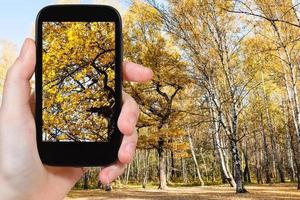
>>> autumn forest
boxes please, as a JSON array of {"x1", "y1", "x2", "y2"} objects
[{"x1": 113, "y1": 0, "x2": 300, "y2": 193}]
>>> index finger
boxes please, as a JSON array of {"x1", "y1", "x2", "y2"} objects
[{"x1": 123, "y1": 61, "x2": 153, "y2": 82}]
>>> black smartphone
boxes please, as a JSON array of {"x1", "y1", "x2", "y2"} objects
[{"x1": 35, "y1": 5, "x2": 123, "y2": 166}]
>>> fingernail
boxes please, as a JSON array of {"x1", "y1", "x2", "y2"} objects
[
  {"x1": 19, "y1": 39, "x2": 29, "y2": 60},
  {"x1": 125, "y1": 142, "x2": 135, "y2": 155}
]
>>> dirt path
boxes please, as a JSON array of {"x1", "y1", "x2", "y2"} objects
[{"x1": 66, "y1": 184, "x2": 300, "y2": 200}]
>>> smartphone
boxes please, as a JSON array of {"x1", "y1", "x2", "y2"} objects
[{"x1": 35, "y1": 5, "x2": 123, "y2": 166}]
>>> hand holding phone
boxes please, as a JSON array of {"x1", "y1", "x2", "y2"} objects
[
  {"x1": 0, "y1": 4, "x2": 152, "y2": 199},
  {"x1": 0, "y1": 38, "x2": 152, "y2": 199},
  {"x1": 35, "y1": 5, "x2": 123, "y2": 166}
]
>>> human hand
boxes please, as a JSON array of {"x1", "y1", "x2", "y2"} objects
[{"x1": 0, "y1": 38, "x2": 153, "y2": 200}]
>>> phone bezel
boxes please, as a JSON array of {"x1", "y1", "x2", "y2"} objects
[{"x1": 35, "y1": 5, "x2": 123, "y2": 166}]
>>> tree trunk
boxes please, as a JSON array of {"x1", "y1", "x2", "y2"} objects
[
  {"x1": 125, "y1": 163, "x2": 131, "y2": 185},
  {"x1": 230, "y1": 140, "x2": 247, "y2": 193},
  {"x1": 136, "y1": 151, "x2": 140, "y2": 182},
  {"x1": 181, "y1": 158, "x2": 188, "y2": 184},
  {"x1": 259, "y1": 113, "x2": 272, "y2": 183},
  {"x1": 171, "y1": 149, "x2": 176, "y2": 179},
  {"x1": 187, "y1": 126, "x2": 204, "y2": 186},
  {"x1": 142, "y1": 150, "x2": 150, "y2": 188},
  {"x1": 268, "y1": 124, "x2": 285, "y2": 183},
  {"x1": 166, "y1": 150, "x2": 170, "y2": 183},
  {"x1": 283, "y1": 72, "x2": 300, "y2": 189},
  {"x1": 283, "y1": 102, "x2": 296, "y2": 181},
  {"x1": 242, "y1": 124, "x2": 251, "y2": 183},
  {"x1": 288, "y1": 120, "x2": 300, "y2": 189},
  {"x1": 200, "y1": 147, "x2": 209, "y2": 182},
  {"x1": 229, "y1": 104, "x2": 247, "y2": 193},
  {"x1": 211, "y1": 155, "x2": 216, "y2": 183},
  {"x1": 262, "y1": 72, "x2": 285, "y2": 183},
  {"x1": 243, "y1": 148, "x2": 251, "y2": 183},
  {"x1": 286, "y1": 132, "x2": 296, "y2": 182},
  {"x1": 210, "y1": 107, "x2": 236, "y2": 187},
  {"x1": 158, "y1": 137, "x2": 167, "y2": 189},
  {"x1": 254, "y1": 131, "x2": 262, "y2": 184}
]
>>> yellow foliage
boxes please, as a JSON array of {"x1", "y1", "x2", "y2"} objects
[
  {"x1": 0, "y1": 40, "x2": 17, "y2": 95},
  {"x1": 42, "y1": 22, "x2": 116, "y2": 142}
]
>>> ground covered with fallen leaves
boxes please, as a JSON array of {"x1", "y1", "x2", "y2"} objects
[{"x1": 66, "y1": 183, "x2": 300, "y2": 200}]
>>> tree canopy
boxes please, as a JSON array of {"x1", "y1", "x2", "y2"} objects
[{"x1": 42, "y1": 22, "x2": 116, "y2": 142}]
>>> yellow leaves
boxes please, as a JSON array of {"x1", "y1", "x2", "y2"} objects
[
  {"x1": 42, "y1": 21, "x2": 116, "y2": 142},
  {"x1": 84, "y1": 89, "x2": 92, "y2": 97},
  {"x1": 57, "y1": 134, "x2": 68, "y2": 141},
  {"x1": 48, "y1": 70, "x2": 56, "y2": 80},
  {"x1": 67, "y1": 23, "x2": 85, "y2": 42},
  {"x1": 48, "y1": 115, "x2": 55, "y2": 124},
  {"x1": 107, "y1": 67, "x2": 114, "y2": 81},
  {"x1": 0, "y1": 40, "x2": 17, "y2": 94},
  {"x1": 43, "y1": 54, "x2": 50, "y2": 63},
  {"x1": 55, "y1": 93, "x2": 64, "y2": 103},
  {"x1": 82, "y1": 68, "x2": 88, "y2": 74},
  {"x1": 92, "y1": 100, "x2": 103, "y2": 108},
  {"x1": 48, "y1": 86, "x2": 58, "y2": 95},
  {"x1": 74, "y1": 72, "x2": 84, "y2": 80},
  {"x1": 173, "y1": 152, "x2": 191, "y2": 159},
  {"x1": 171, "y1": 143, "x2": 189, "y2": 151},
  {"x1": 67, "y1": 29, "x2": 75, "y2": 41},
  {"x1": 125, "y1": 1, "x2": 162, "y2": 36}
]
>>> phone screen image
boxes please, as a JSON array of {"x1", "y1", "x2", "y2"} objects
[{"x1": 42, "y1": 22, "x2": 116, "y2": 142}]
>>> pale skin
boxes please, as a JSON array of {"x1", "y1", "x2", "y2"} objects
[{"x1": 0, "y1": 38, "x2": 153, "y2": 200}]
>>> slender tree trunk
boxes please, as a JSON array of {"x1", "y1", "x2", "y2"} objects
[
  {"x1": 210, "y1": 107, "x2": 236, "y2": 187},
  {"x1": 254, "y1": 131, "x2": 262, "y2": 184},
  {"x1": 259, "y1": 113, "x2": 272, "y2": 183},
  {"x1": 242, "y1": 124, "x2": 251, "y2": 183},
  {"x1": 261, "y1": 71, "x2": 285, "y2": 182},
  {"x1": 142, "y1": 150, "x2": 150, "y2": 188},
  {"x1": 166, "y1": 150, "x2": 170, "y2": 183},
  {"x1": 283, "y1": 102, "x2": 296, "y2": 181},
  {"x1": 171, "y1": 149, "x2": 176, "y2": 179},
  {"x1": 243, "y1": 148, "x2": 251, "y2": 183},
  {"x1": 274, "y1": 25, "x2": 300, "y2": 188},
  {"x1": 125, "y1": 163, "x2": 131, "y2": 185},
  {"x1": 268, "y1": 122, "x2": 285, "y2": 183},
  {"x1": 136, "y1": 151, "x2": 140, "y2": 182},
  {"x1": 228, "y1": 104, "x2": 247, "y2": 193},
  {"x1": 181, "y1": 158, "x2": 188, "y2": 184},
  {"x1": 187, "y1": 126, "x2": 204, "y2": 186},
  {"x1": 211, "y1": 154, "x2": 216, "y2": 183},
  {"x1": 286, "y1": 132, "x2": 296, "y2": 181},
  {"x1": 200, "y1": 147, "x2": 209, "y2": 182},
  {"x1": 289, "y1": 126, "x2": 300, "y2": 189}
]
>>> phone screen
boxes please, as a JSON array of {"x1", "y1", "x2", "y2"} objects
[{"x1": 42, "y1": 22, "x2": 116, "y2": 142}]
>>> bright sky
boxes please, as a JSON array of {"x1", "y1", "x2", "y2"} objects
[{"x1": 0, "y1": 0, "x2": 131, "y2": 50}]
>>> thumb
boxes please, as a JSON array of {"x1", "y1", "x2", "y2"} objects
[{"x1": 1, "y1": 38, "x2": 35, "y2": 113}]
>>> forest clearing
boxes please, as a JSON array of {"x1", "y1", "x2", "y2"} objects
[{"x1": 66, "y1": 184, "x2": 300, "y2": 200}]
